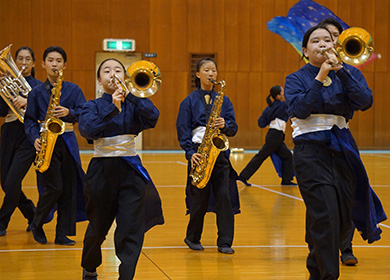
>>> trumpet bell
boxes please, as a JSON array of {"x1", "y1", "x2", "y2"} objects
[
  {"x1": 335, "y1": 27, "x2": 374, "y2": 65},
  {"x1": 126, "y1": 60, "x2": 162, "y2": 98}
]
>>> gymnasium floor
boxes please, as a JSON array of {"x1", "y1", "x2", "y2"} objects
[{"x1": 0, "y1": 151, "x2": 389, "y2": 279}]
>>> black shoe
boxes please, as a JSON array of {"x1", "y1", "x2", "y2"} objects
[
  {"x1": 83, "y1": 268, "x2": 98, "y2": 280},
  {"x1": 26, "y1": 223, "x2": 32, "y2": 232},
  {"x1": 184, "y1": 238, "x2": 204, "y2": 250},
  {"x1": 341, "y1": 252, "x2": 358, "y2": 266},
  {"x1": 281, "y1": 181, "x2": 297, "y2": 186},
  {"x1": 0, "y1": 229, "x2": 6, "y2": 237},
  {"x1": 31, "y1": 224, "x2": 47, "y2": 244},
  {"x1": 237, "y1": 175, "x2": 251, "y2": 186},
  {"x1": 218, "y1": 245, "x2": 235, "y2": 254},
  {"x1": 55, "y1": 236, "x2": 76, "y2": 246}
]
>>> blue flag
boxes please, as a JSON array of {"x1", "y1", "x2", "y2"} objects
[{"x1": 267, "y1": 0, "x2": 349, "y2": 57}]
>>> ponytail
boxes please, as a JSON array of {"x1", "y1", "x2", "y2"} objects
[{"x1": 267, "y1": 85, "x2": 282, "y2": 106}]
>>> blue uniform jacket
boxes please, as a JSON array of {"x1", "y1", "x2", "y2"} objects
[
  {"x1": 176, "y1": 88, "x2": 238, "y2": 161},
  {"x1": 284, "y1": 63, "x2": 386, "y2": 243},
  {"x1": 258, "y1": 100, "x2": 289, "y2": 128},
  {"x1": 79, "y1": 92, "x2": 164, "y2": 232}
]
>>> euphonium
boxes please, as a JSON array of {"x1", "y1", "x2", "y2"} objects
[
  {"x1": 34, "y1": 70, "x2": 65, "y2": 173},
  {"x1": 189, "y1": 79, "x2": 229, "y2": 189},
  {"x1": 109, "y1": 60, "x2": 162, "y2": 98},
  {"x1": 321, "y1": 27, "x2": 374, "y2": 66},
  {"x1": 0, "y1": 44, "x2": 32, "y2": 123}
]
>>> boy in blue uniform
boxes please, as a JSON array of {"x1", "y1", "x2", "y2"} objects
[{"x1": 24, "y1": 46, "x2": 86, "y2": 245}]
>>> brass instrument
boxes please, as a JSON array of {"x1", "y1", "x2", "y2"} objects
[
  {"x1": 321, "y1": 27, "x2": 374, "y2": 66},
  {"x1": 34, "y1": 70, "x2": 65, "y2": 173},
  {"x1": 189, "y1": 79, "x2": 229, "y2": 189},
  {"x1": 109, "y1": 60, "x2": 162, "y2": 98},
  {"x1": 0, "y1": 44, "x2": 32, "y2": 123}
]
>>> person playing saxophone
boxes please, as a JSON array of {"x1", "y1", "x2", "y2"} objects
[
  {"x1": 24, "y1": 46, "x2": 86, "y2": 245},
  {"x1": 176, "y1": 57, "x2": 239, "y2": 254}
]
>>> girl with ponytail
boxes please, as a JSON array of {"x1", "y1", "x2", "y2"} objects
[{"x1": 237, "y1": 85, "x2": 295, "y2": 186}]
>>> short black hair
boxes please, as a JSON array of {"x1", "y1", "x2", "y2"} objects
[
  {"x1": 302, "y1": 25, "x2": 332, "y2": 49},
  {"x1": 318, "y1": 18, "x2": 343, "y2": 34},
  {"x1": 43, "y1": 46, "x2": 67, "y2": 63}
]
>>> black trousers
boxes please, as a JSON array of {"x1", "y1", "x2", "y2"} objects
[
  {"x1": 0, "y1": 121, "x2": 35, "y2": 230},
  {"x1": 240, "y1": 129, "x2": 293, "y2": 182},
  {"x1": 81, "y1": 157, "x2": 146, "y2": 280},
  {"x1": 340, "y1": 224, "x2": 355, "y2": 254},
  {"x1": 186, "y1": 152, "x2": 234, "y2": 247},
  {"x1": 293, "y1": 142, "x2": 354, "y2": 280},
  {"x1": 33, "y1": 136, "x2": 77, "y2": 236}
]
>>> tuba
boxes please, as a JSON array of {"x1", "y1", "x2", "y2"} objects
[
  {"x1": 34, "y1": 70, "x2": 65, "y2": 173},
  {"x1": 110, "y1": 60, "x2": 162, "y2": 98},
  {"x1": 189, "y1": 79, "x2": 229, "y2": 189},
  {"x1": 321, "y1": 27, "x2": 374, "y2": 66},
  {"x1": 0, "y1": 44, "x2": 32, "y2": 123}
]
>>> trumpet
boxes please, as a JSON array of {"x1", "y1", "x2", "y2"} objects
[
  {"x1": 109, "y1": 60, "x2": 162, "y2": 98},
  {"x1": 320, "y1": 27, "x2": 374, "y2": 66}
]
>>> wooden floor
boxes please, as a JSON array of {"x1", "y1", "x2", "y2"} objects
[{"x1": 0, "y1": 151, "x2": 389, "y2": 279}]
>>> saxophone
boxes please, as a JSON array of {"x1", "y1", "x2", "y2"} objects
[
  {"x1": 34, "y1": 70, "x2": 65, "y2": 173},
  {"x1": 189, "y1": 79, "x2": 229, "y2": 189}
]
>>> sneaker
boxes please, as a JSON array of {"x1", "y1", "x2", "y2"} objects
[
  {"x1": 341, "y1": 252, "x2": 358, "y2": 266},
  {"x1": 281, "y1": 181, "x2": 297, "y2": 186},
  {"x1": 237, "y1": 175, "x2": 251, "y2": 186},
  {"x1": 55, "y1": 236, "x2": 76, "y2": 246},
  {"x1": 31, "y1": 224, "x2": 47, "y2": 244},
  {"x1": 184, "y1": 238, "x2": 204, "y2": 250},
  {"x1": 218, "y1": 245, "x2": 235, "y2": 254},
  {"x1": 0, "y1": 229, "x2": 6, "y2": 237},
  {"x1": 83, "y1": 268, "x2": 98, "y2": 280}
]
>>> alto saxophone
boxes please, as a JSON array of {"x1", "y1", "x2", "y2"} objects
[
  {"x1": 189, "y1": 79, "x2": 229, "y2": 189},
  {"x1": 34, "y1": 70, "x2": 65, "y2": 173}
]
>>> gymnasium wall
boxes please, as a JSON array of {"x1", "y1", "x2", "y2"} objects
[{"x1": 1, "y1": 0, "x2": 389, "y2": 150}]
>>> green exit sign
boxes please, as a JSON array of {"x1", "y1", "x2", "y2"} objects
[{"x1": 103, "y1": 39, "x2": 135, "y2": 52}]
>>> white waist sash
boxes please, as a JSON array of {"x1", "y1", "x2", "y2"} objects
[
  {"x1": 269, "y1": 118, "x2": 286, "y2": 132},
  {"x1": 39, "y1": 122, "x2": 74, "y2": 133},
  {"x1": 192, "y1": 126, "x2": 206, "y2": 144},
  {"x1": 94, "y1": 134, "x2": 137, "y2": 157},
  {"x1": 291, "y1": 114, "x2": 348, "y2": 138}
]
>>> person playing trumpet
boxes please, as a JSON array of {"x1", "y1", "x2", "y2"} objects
[{"x1": 79, "y1": 58, "x2": 164, "y2": 280}]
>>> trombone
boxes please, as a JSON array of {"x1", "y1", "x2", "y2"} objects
[
  {"x1": 110, "y1": 60, "x2": 162, "y2": 98},
  {"x1": 321, "y1": 27, "x2": 374, "y2": 66}
]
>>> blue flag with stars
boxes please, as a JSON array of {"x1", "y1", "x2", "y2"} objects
[{"x1": 267, "y1": 0, "x2": 349, "y2": 57}]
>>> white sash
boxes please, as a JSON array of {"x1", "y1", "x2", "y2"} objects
[
  {"x1": 269, "y1": 118, "x2": 286, "y2": 133},
  {"x1": 291, "y1": 114, "x2": 348, "y2": 138},
  {"x1": 192, "y1": 126, "x2": 206, "y2": 144},
  {"x1": 94, "y1": 134, "x2": 137, "y2": 157}
]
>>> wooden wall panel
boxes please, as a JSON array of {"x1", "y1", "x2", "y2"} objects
[{"x1": 1, "y1": 0, "x2": 389, "y2": 150}]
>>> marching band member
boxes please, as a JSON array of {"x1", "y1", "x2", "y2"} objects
[
  {"x1": 24, "y1": 46, "x2": 86, "y2": 245},
  {"x1": 237, "y1": 85, "x2": 295, "y2": 186},
  {"x1": 176, "y1": 57, "x2": 239, "y2": 254},
  {"x1": 284, "y1": 25, "x2": 386, "y2": 280},
  {"x1": 0, "y1": 46, "x2": 41, "y2": 236},
  {"x1": 79, "y1": 58, "x2": 164, "y2": 280}
]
